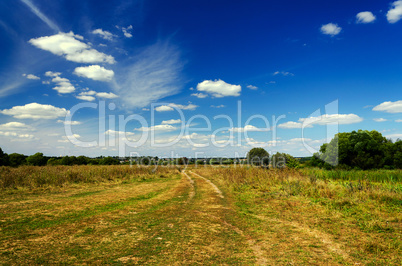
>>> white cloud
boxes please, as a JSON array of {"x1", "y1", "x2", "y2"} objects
[
  {"x1": 273, "y1": 71, "x2": 294, "y2": 76},
  {"x1": 387, "y1": 1, "x2": 402, "y2": 23},
  {"x1": 0, "y1": 103, "x2": 68, "y2": 119},
  {"x1": 279, "y1": 114, "x2": 362, "y2": 129},
  {"x1": 76, "y1": 95, "x2": 95, "y2": 101},
  {"x1": 161, "y1": 119, "x2": 182, "y2": 125},
  {"x1": 80, "y1": 90, "x2": 97, "y2": 96},
  {"x1": 155, "y1": 106, "x2": 174, "y2": 112},
  {"x1": 396, "y1": 119, "x2": 402, "y2": 123},
  {"x1": 155, "y1": 103, "x2": 197, "y2": 112},
  {"x1": 57, "y1": 120, "x2": 81, "y2": 125},
  {"x1": 75, "y1": 90, "x2": 117, "y2": 101},
  {"x1": 51, "y1": 75, "x2": 75, "y2": 94},
  {"x1": 278, "y1": 121, "x2": 305, "y2": 129},
  {"x1": 373, "y1": 118, "x2": 387, "y2": 122},
  {"x1": 247, "y1": 85, "x2": 258, "y2": 90},
  {"x1": 356, "y1": 11, "x2": 376, "y2": 23},
  {"x1": 300, "y1": 114, "x2": 363, "y2": 126},
  {"x1": 113, "y1": 41, "x2": 183, "y2": 109},
  {"x1": 23, "y1": 74, "x2": 40, "y2": 80},
  {"x1": 373, "y1": 100, "x2": 402, "y2": 113},
  {"x1": 211, "y1": 105, "x2": 225, "y2": 108},
  {"x1": 0, "y1": 122, "x2": 32, "y2": 131},
  {"x1": 191, "y1": 93, "x2": 208, "y2": 98},
  {"x1": 122, "y1": 25, "x2": 133, "y2": 38},
  {"x1": 45, "y1": 71, "x2": 61, "y2": 77},
  {"x1": 96, "y1": 92, "x2": 118, "y2": 99},
  {"x1": 169, "y1": 103, "x2": 198, "y2": 110},
  {"x1": 229, "y1": 125, "x2": 269, "y2": 132},
  {"x1": 105, "y1": 130, "x2": 135, "y2": 136},
  {"x1": 73, "y1": 65, "x2": 114, "y2": 82},
  {"x1": 320, "y1": 23, "x2": 342, "y2": 36},
  {"x1": 20, "y1": 0, "x2": 60, "y2": 32},
  {"x1": 196, "y1": 79, "x2": 241, "y2": 97},
  {"x1": 0, "y1": 131, "x2": 34, "y2": 139},
  {"x1": 29, "y1": 32, "x2": 116, "y2": 64},
  {"x1": 135, "y1": 124, "x2": 177, "y2": 132},
  {"x1": 92, "y1": 29, "x2": 116, "y2": 41}
]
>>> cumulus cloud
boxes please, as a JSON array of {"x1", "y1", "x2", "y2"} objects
[
  {"x1": 0, "y1": 131, "x2": 34, "y2": 139},
  {"x1": 278, "y1": 121, "x2": 306, "y2": 129},
  {"x1": 96, "y1": 92, "x2": 118, "y2": 99},
  {"x1": 300, "y1": 114, "x2": 363, "y2": 126},
  {"x1": 196, "y1": 79, "x2": 241, "y2": 97},
  {"x1": 57, "y1": 120, "x2": 82, "y2": 125},
  {"x1": 22, "y1": 73, "x2": 40, "y2": 80},
  {"x1": 92, "y1": 29, "x2": 116, "y2": 41},
  {"x1": 320, "y1": 23, "x2": 342, "y2": 36},
  {"x1": 75, "y1": 90, "x2": 117, "y2": 101},
  {"x1": 161, "y1": 119, "x2": 182, "y2": 125},
  {"x1": 229, "y1": 125, "x2": 269, "y2": 132},
  {"x1": 356, "y1": 11, "x2": 376, "y2": 23},
  {"x1": 45, "y1": 72, "x2": 75, "y2": 94},
  {"x1": 122, "y1": 25, "x2": 133, "y2": 38},
  {"x1": 45, "y1": 71, "x2": 61, "y2": 77},
  {"x1": 373, "y1": 118, "x2": 387, "y2": 122},
  {"x1": 155, "y1": 106, "x2": 174, "y2": 112},
  {"x1": 247, "y1": 85, "x2": 258, "y2": 90},
  {"x1": 155, "y1": 103, "x2": 197, "y2": 112},
  {"x1": 113, "y1": 41, "x2": 183, "y2": 109},
  {"x1": 73, "y1": 65, "x2": 114, "y2": 82},
  {"x1": 279, "y1": 114, "x2": 363, "y2": 129},
  {"x1": 0, "y1": 122, "x2": 32, "y2": 131},
  {"x1": 135, "y1": 124, "x2": 177, "y2": 132},
  {"x1": 169, "y1": 103, "x2": 198, "y2": 110},
  {"x1": 0, "y1": 103, "x2": 68, "y2": 119},
  {"x1": 76, "y1": 95, "x2": 95, "y2": 101},
  {"x1": 191, "y1": 93, "x2": 208, "y2": 98},
  {"x1": 387, "y1": 1, "x2": 402, "y2": 23},
  {"x1": 373, "y1": 100, "x2": 402, "y2": 113},
  {"x1": 29, "y1": 32, "x2": 115, "y2": 64}
]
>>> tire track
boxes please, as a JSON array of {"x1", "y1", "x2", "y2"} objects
[{"x1": 187, "y1": 170, "x2": 268, "y2": 265}]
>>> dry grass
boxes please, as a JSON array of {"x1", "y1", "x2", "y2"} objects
[
  {"x1": 192, "y1": 166, "x2": 402, "y2": 265},
  {"x1": 0, "y1": 165, "x2": 400, "y2": 264}
]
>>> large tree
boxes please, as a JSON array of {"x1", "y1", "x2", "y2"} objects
[
  {"x1": 247, "y1": 148, "x2": 269, "y2": 166},
  {"x1": 318, "y1": 130, "x2": 398, "y2": 169}
]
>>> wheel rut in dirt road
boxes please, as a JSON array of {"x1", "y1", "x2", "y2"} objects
[{"x1": 184, "y1": 170, "x2": 269, "y2": 265}]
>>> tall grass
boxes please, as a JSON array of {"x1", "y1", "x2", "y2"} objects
[
  {"x1": 0, "y1": 165, "x2": 177, "y2": 189},
  {"x1": 301, "y1": 168, "x2": 402, "y2": 183}
]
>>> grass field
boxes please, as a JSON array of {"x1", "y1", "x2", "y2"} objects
[{"x1": 0, "y1": 165, "x2": 401, "y2": 264}]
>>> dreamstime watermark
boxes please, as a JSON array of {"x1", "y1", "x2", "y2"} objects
[{"x1": 62, "y1": 100, "x2": 340, "y2": 166}]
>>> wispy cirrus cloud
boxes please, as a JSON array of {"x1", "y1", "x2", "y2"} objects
[
  {"x1": 113, "y1": 41, "x2": 183, "y2": 109},
  {"x1": 20, "y1": 0, "x2": 60, "y2": 32}
]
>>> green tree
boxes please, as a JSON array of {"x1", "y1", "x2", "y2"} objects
[
  {"x1": 26, "y1": 152, "x2": 47, "y2": 166},
  {"x1": 47, "y1": 158, "x2": 62, "y2": 166},
  {"x1": 100, "y1": 157, "x2": 120, "y2": 165},
  {"x1": 8, "y1": 153, "x2": 26, "y2": 167},
  {"x1": 0, "y1": 148, "x2": 9, "y2": 166},
  {"x1": 318, "y1": 130, "x2": 395, "y2": 170},
  {"x1": 272, "y1": 152, "x2": 300, "y2": 168},
  {"x1": 247, "y1": 148, "x2": 269, "y2": 167}
]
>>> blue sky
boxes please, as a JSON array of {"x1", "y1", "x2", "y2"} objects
[{"x1": 0, "y1": 0, "x2": 401, "y2": 158}]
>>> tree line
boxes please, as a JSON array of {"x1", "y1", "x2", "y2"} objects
[{"x1": 0, "y1": 150, "x2": 120, "y2": 167}]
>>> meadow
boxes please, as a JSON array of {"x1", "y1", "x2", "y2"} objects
[{"x1": 0, "y1": 165, "x2": 400, "y2": 264}]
